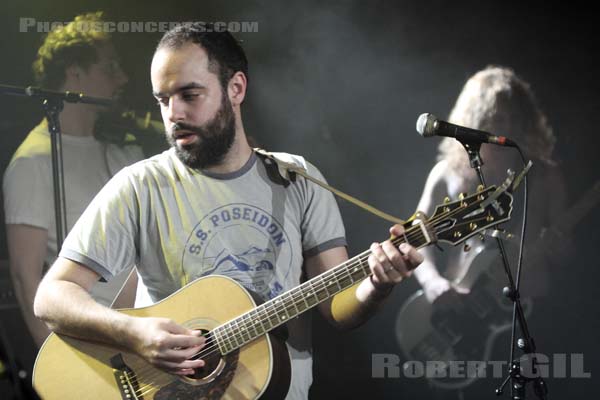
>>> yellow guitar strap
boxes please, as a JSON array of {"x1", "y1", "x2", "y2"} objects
[{"x1": 253, "y1": 148, "x2": 405, "y2": 225}]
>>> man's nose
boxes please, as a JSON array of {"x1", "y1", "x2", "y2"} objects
[{"x1": 166, "y1": 97, "x2": 186, "y2": 123}]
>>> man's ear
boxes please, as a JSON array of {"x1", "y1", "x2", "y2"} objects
[{"x1": 227, "y1": 71, "x2": 247, "y2": 107}]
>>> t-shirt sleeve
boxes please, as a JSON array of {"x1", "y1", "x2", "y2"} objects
[
  {"x1": 3, "y1": 157, "x2": 52, "y2": 229},
  {"x1": 59, "y1": 168, "x2": 139, "y2": 280},
  {"x1": 300, "y1": 162, "x2": 347, "y2": 257}
]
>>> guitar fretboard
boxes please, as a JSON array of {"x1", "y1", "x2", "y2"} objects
[{"x1": 212, "y1": 221, "x2": 433, "y2": 355}]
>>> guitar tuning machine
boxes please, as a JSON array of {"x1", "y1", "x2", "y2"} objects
[
  {"x1": 458, "y1": 192, "x2": 469, "y2": 207},
  {"x1": 477, "y1": 185, "x2": 486, "y2": 200},
  {"x1": 480, "y1": 229, "x2": 517, "y2": 241},
  {"x1": 442, "y1": 197, "x2": 452, "y2": 213}
]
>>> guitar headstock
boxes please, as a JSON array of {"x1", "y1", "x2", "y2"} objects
[{"x1": 429, "y1": 186, "x2": 513, "y2": 246}]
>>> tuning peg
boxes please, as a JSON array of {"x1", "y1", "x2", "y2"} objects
[
  {"x1": 443, "y1": 197, "x2": 451, "y2": 212},
  {"x1": 458, "y1": 192, "x2": 468, "y2": 207},
  {"x1": 477, "y1": 184, "x2": 485, "y2": 192}
]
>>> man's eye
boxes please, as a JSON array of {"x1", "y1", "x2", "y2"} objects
[
  {"x1": 156, "y1": 98, "x2": 168, "y2": 106},
  {"x1": 182, "y1": 93, "x2": 199, "y2": 101}
]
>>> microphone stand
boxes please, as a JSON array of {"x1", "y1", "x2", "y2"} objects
[
  {"x1": 459, "y1": 140, "x2": 547, "y2": 400},
  {"x1": 0, "y1": 84, "x2": 113, "y2": 249}
]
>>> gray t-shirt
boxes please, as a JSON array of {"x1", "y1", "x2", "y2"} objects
[
  {"x1": 3, "y1": 120, "x2": 144, "y2": 305},
  {"x1": 60, "y1": 147, "x2": 346, "y2": 399}
]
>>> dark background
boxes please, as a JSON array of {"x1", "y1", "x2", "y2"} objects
[{"x1": 0, "y1": 1, "x2": 598, "y2": 398}]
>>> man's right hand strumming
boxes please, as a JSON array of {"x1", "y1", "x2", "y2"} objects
[{"x1": 129, "y1": 317, "x2": 206, "y2": 376}]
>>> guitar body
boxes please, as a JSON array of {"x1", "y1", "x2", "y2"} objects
[
  {"x1": 33, "y1": 275, "x2": 291, "y2": 400},
  {"x1": 395, "y1": 246, "x2": 532, "y2": 390}
]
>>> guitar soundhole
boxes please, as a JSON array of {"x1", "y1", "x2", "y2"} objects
[
  {"x1": 155, "y1": 330, "x2": 240, "y2": 400},
  {"x1": 183, "y1": 330, "x2": 226, "y2": 384}
]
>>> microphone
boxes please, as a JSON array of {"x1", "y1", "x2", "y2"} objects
[
  {"x1": 416, "y1": 113, "x2": 516, "y2": 147},
  {"x1": 95, "y1": 110, "x2": 169, "y2": 156}
]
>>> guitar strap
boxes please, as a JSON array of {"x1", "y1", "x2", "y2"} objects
[{"x1": 253, "y1": 148, "x2": 406, "y2": 225}]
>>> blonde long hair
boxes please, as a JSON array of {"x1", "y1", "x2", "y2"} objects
[{"x1": 438, "y1": 66, "x2": 556, "y2": 176}]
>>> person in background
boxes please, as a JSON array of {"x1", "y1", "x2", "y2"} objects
[
  {"x1": 3, "y1": 11, "x2": 144, "y2": 347},
  {"x1": 414, "y1": 65, "x2": 567, "y2": 304}
]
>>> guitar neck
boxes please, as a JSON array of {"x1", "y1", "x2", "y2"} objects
[
  {"x1": 212, "y1": 182, "x2": 516, "y2": 354},
  {"x1": 213, "y1": 221, "x2": 433, "y2": 354}
]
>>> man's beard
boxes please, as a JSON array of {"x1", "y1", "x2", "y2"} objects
[{"x1": 167, "y1": 96, "x2": 236, "y2": 170}]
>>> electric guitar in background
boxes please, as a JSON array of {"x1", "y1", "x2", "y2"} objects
[
  {"x1": 395, "y1": 180, "x2": 600, "y2": 390},
  {"x1": 33, "y1": 182, "x2": 514, "y2": 399}
]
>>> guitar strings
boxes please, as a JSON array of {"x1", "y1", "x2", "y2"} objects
[
  {"x1": 128, "y1": 201, "x2": 498, "y2": 396},
  {"x1": 127, "y1": 228, "x2": 422, "y2": 396},
  {"x1": 128, "y1": 204, "x2": 495, "y2": 397},
  {"x1": 130, "y1": 216, "x2": 491, "y2": 398},
  {"x1": 129, "y1": 208, "x2": 495, "y2": 397},
  {"x1": 187, "y1": 213, "x2": 489, "y2": 364},
  {"x1": 189, "y1": 202, "x2": 498, "y2": 363}
]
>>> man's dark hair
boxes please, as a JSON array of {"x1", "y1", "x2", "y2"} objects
[
  {"x1": 33, "y1": 11, "x2": 110, "y2": 90},
  {"x1": 157, "y1": 23, "x2": 249, "y2": 91}
]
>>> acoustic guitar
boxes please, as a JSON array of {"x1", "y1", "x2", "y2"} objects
[{"x1": 33, "y1": 182, "x2": 514, "y2": 399}]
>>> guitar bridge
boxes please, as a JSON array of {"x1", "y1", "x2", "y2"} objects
[{"x1": 110, "y1": 354, "x2": 142, "y2": 399}]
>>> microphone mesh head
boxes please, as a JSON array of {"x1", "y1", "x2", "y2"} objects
[{"x1": 416, "y1": 113, "x2": 437, "y2": 137}]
